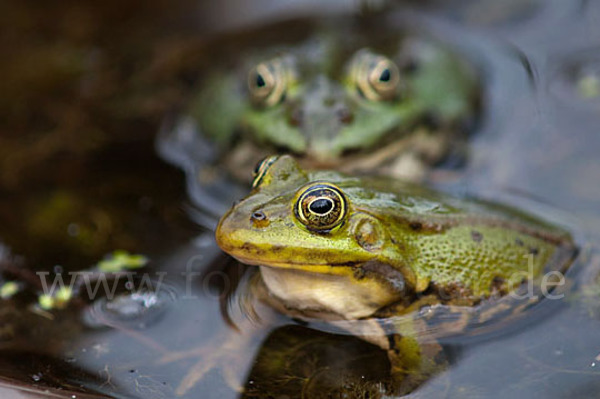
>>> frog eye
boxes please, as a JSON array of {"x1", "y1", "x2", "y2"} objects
[
  {"x1": 349, "y1": 50, "x2": 401, "y2": 101},
  {"x1": 295, "y1": 183, "x2": 348, "y2": 232},
  {"x1": 251, "y1": 155, "x2": 280, "y2": 188},
  {"x1": 248, "y1": 59, "x2": 288, "y2": 107}
]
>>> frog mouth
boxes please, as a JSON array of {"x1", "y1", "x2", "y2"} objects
[
  {"x1": 230, "y1": 252, "x2": 363, "y2": 276},
  {"x1": 219, "y1": 236, "x2": 373, "y2": 275}
]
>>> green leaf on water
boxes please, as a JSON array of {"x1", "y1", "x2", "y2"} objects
[
  {"x1": 0, "y1": 281, "x2": 19, "y2": 299},
  {"x1": 97, "y1": 250, "x2": 149, "y2": 272}
]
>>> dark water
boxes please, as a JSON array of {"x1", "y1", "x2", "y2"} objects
[{"x1": 0, "y1": 0, "x2": 599, "y2": 398}]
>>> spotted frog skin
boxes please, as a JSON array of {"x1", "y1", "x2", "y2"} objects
[
  {"x1": 215, "y1": 155, "x2": 577, "y2": 388},
  {"x1": 187, "y1": 17, "x2": 479, "y2": 182}
]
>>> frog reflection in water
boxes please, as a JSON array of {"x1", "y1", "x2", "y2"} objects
[
  {"x1": 215, "y1": 155, "x2": 577, "y2": 392},
  {"x1": 188, "y1": 18, "x2": 478, "y2": 183}
]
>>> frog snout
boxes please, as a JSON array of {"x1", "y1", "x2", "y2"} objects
[
  {"x1": 285, "y1": 77, "x2": 355, "y2": 160},
  {"x1": 300, "y1": 77, "x2": 353, "y2": 124},
  {"x1": 321, "y1": 94, "x2": 353, "y2": 123},
  {"x1": 288, "y1": 99, "x2": 353, "y2": 128}
]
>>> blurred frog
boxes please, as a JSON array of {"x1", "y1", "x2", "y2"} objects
[{"x1": 186, "y1": 17, "x2": 478, "y2": 183}]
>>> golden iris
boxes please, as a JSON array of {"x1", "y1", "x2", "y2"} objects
[
  {"x1": 349, "y1": 50, "x2": 401, "y2": 101},
  {"x1": 247, "y1": 58, "x2": 289, "y2": 107},
  {"x1": 294, "y1": 183, "x2": 348, "y2": 232}
]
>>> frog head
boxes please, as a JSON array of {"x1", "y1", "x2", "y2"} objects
[
  {"x1": 243, "y1": 49, "x2": 413, "y2": 161},
  {"x1": 192, "y1": 33, "x2": 476, "y2": 163},
  {"x1": 216, "y1": 155, "x2": 413, "y2": 319}
]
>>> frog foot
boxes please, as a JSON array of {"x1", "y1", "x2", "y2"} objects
[{"x1": 157, "y1": 330, "x2": 256, "y2": 396}]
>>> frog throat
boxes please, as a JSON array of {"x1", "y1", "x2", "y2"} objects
[{"x1": 259, "y1": 265, "x2": 404, "y2": 319}]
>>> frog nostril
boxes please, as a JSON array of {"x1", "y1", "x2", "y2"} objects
[
  {"x1": 336, "y1": 108, "x2": 353, "y2": 124},
  {"x1": 250, "y1": 210, "x2": 270, "y2": 228},
  {"x1": 289, "y1": 108, "x2": 303, "y2": 127}
]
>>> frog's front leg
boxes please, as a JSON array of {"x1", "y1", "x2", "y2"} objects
[{"x1": 386, "y1": 331, "x2": 447, "y2": 394}]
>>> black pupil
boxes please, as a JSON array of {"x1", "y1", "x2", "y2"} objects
[
  {"x1": 309, "y1": 198, "x2": 333, "y2": 215},
  {"x1": 256, "y1": 73, "x2": 266, "y2": 87},
  {"x1": 379, "y1": 68, "x2": 391, "y2": 82}
]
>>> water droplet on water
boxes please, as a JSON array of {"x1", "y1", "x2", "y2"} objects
[
  {"x1": 554, "y1": 348, "x2": 563, "y2": 356},
  {"x1": 83, "y1": 281, "x2": 178, "y2": 330}
]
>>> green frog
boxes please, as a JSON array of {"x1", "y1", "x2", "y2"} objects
[
  {"x1": 181, "y1": 17, "x2": 479, "y2": 184},
  {"x1": 215, "y1": 155, "x2": 577, "y2": 392}
]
